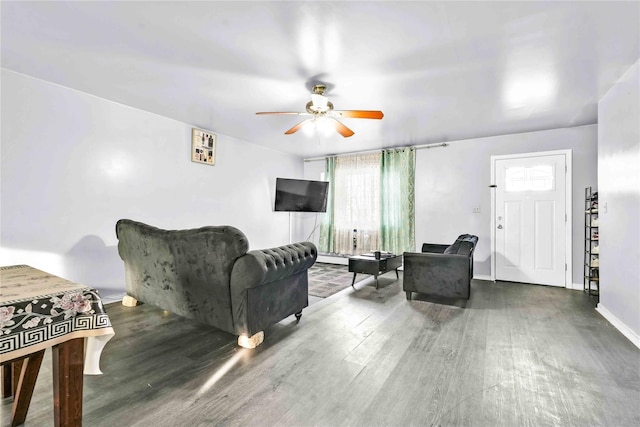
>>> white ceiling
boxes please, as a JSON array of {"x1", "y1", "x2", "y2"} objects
[{"x1": 2, "y1": 1, "x2": 638, "y2": 158}]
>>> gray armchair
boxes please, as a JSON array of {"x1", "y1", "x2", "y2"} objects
[
  {"x1": 116, "y1": 219, "x2": 317, "y2": 348},
  {"x1": 403, "y1": 234, "x2": 478, "y2": 302}
]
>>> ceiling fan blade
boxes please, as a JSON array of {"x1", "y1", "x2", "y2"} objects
[
  {"x1": 284, "y1": 119, "x2": 313, "y2": 135},
  {"x1": 256, "y1": 111, "x2": 310, "y2": 116},
  {"x1": 330, "y1": 118, "x2": 355, "y2": 138},
  {"x1": 332, "y1": 110, "x2": 384, "y2": 119}
]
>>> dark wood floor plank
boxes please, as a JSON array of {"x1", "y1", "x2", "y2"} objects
[
  {"x1": 315, "y1": 306, "x2": 428, "y2": 426},
  {"x1": 356, "y1": 301, "x2": 471, "y2": 426},
  {"x1": 2, "y1": 275, "x2": 639, "y2": 427}
]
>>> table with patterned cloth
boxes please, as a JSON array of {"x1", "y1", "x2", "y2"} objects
[{"x1": 0, "y1": 264, "x2": 115, "y2": 427}]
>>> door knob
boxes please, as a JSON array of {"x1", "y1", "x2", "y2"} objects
[{"x1": 497, "y1": 225, "x2": 503, "y2": 229}]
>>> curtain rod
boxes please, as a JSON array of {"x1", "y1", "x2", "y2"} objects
[{"x1": 303, "y1": 142, "x2": 449, "y2": 162}]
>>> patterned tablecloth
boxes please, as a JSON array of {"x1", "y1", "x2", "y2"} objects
[{"x1": 0, "y1": 265, "x2": 114, "y2": 365}]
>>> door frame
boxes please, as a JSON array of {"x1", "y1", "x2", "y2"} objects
[{"x1": 490, "y1": 149, "x2": 572, "y2": 286}]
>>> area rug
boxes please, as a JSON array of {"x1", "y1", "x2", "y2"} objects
[{"x1": 308, "y1": 262, "x2": 363, "y2": 298}]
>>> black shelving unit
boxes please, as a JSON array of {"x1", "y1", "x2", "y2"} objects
[{"x1": 584, "y1": 187, "x2": 599, "y2": 297}]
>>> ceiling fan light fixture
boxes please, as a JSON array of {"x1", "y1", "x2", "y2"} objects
[
  {"x1": 310, "y1": 93, "x2": 328, "y2": 110},
  {"x1": 256, "y1": 82, "x2": 382, "y2": 138},
  {"x1": 314, "y1": 116, "x2": 334, "y2": 137},
  {"x1": 302, "y1": 120, "x2": 316, "y2": 136}
]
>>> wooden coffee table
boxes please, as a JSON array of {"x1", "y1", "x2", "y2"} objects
[{"x1": 348, "y1": 253, "x2": 402, "y2": 289}]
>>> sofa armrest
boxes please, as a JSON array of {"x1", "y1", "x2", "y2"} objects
[
  {"x1": 405, "y1": 252, "x2": 471, "y2": 274},
  {"x1": 230, "y1": 242, "x2": 318, "y2": 291},
  {"x1": 421, "y1": 243, "x2": 449, "y2": 253},
  {"x1": 230, "y1": 242, "x2": 317, "y2": 336}
]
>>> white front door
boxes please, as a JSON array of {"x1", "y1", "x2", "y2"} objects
[{"x1": 493, "y1": 152, "x2": 569, "y2": 287}]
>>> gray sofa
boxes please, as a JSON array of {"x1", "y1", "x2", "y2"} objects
[
  {"x1": 403, "y1": 234, "x2": 478, "y2": 302},
  {"x1": 115, "y1": 219, "x2": 317, "y2": 347}
]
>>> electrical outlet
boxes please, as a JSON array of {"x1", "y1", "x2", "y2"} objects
[{"x1": 472, "y1": 207, "x2": 481, "y2": 213}]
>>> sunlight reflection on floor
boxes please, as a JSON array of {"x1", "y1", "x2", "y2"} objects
[{"x1": 196, "y1": 348, "x2": 249, "y2": 396}]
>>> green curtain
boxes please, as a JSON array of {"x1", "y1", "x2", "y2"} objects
[
  {"x1": 380, "y1": 148, "x2": 416, "y2": 254},
  {"x1": 319, "y1": 156, "x2": 336, "y2": 253}
]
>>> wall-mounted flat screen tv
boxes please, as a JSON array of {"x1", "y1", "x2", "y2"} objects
[{"x1": 274, "y1": 178, "x2": 329, "y2": 212}]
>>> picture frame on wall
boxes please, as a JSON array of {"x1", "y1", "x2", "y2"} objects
[{"x1": 191, "y1": 128, "x2": 216, "y2": 165}]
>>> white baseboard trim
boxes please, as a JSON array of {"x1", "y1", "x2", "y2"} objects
[
  {"x1": 596, "y1": 303, "x2": 640, "y2": 349},
  {"x1": 469, "y1": 277, "x2": 588, "y2": 289},
  {"x1": 316, "y1": 255, "x2": 349, "y2": 265},
  {"x1": 101, "y1": 292, "x2": 126, "y2": 305}
]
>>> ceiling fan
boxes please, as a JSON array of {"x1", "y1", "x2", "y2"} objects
[{"x1": 256, "y1": 84, "x2": 383, "y2": 138}]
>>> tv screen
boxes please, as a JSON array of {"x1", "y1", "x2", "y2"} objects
[{"x1": 274, "y1": 178, "x2": 329, "y2": 212}]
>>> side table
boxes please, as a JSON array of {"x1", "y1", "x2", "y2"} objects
[{"x1": 348, "y1": 254, "x2": 402, "y2": 289}]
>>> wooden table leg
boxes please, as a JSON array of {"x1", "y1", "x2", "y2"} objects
[
  {"x1": 12, "y1": 360, "x2": 24, "y2": 397},
  {"x1": 10, "y1": 350, "x2": 45, "y2": 427},
  {"x1": 52, "y1": 338, "x2": 85, "y2": 427},
  {"x1": 2, "y1": 363, "x2": 13, "y2": 398}
]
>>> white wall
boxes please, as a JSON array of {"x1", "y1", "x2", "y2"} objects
[
  {"x1": 0, "y1": 70, "x2": 303, "y2": 300},
  {"x1": 301, "y1": 160, "x2": 327, "y2": 247},
  {"x1": 304, "y1": 126, "x2": 598, "y2": 283},
  {"x1": 596, "y1": 60, "x2": 640, "y2": 347}
]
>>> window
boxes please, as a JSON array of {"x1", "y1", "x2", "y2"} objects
[
  {"x1": 505, "y1": 165, "x2": 554, "y2": 192},
  {"x1": 320, "y1": 149, "x2": 416, "y2": 255},
  {"x1": 332, "y1": 152, "x2": 381, "y2": 254}
]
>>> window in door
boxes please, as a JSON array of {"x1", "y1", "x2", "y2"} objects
[{"x1": 505, "y1": 165, "x2": 554, "y2": 192}]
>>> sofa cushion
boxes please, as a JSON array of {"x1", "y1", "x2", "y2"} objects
[
  {"x1": 444, "y1": 234, "x2": 478, "y2": 254},
  {"x1": 454, "y1": 241, "x2": 474, "y2": 256},
  {"x1": 459, "y1": 234, "x2": 478, "y2": 246},
  {"x1": 443, "y1": 242, "x2": 461, "y2": 254}
]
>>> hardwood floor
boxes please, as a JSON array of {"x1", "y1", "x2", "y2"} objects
[{"x1": 3, "y1": 274, "x2": 639, "y2": 426}]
